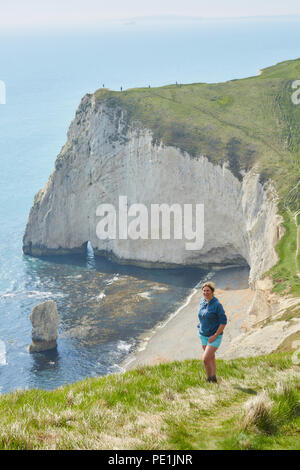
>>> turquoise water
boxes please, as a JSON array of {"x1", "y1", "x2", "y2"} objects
[{"x1": 0, "y1": 17, "x2": 299, "y2": 393}]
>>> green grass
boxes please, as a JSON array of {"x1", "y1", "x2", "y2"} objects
[
  {"x1": 94, "y1": 58, "x2": 300, "y2": 297},
  {"x1": 263, "y1": 205, "x2": 300, "y2": 296},
  {"x1": 0, "y1": 352, "x2": 299, "y2": 449}
]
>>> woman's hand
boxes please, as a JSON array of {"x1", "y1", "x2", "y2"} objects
[
  {"x1": 209, "y1": 324, "x2": 226, "y2": 343},
  {"x1": 208, "y1": 334, "x2": 218, "y2": 343}
]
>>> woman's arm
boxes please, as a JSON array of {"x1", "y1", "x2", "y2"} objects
[
  {"x1": 208, "y1": 302, "x2": 227, "y2": 343},
  {"x1": 208, "y1": 323, "x2": 226, "y2": 343},
  {"x1": 214, "y1": 323, "x2": 226, "y2": 337}
]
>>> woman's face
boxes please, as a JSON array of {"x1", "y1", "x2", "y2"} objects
[{"x1": 202, "y1": 286, "x2": 213, "y2": 300}]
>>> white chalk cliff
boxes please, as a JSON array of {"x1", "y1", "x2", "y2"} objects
[{"x1": 23, "y1": 93, "x2": 284, "y2": 287}]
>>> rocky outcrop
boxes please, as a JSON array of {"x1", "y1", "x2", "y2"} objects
[
  {"x1": 241, "y1": 278, "x2": 299, "y2": 332},
  {"x1": 23, "y1": 93, "x2": 283, "y2": 287},
  {"x1": 29, "y1": 300, "x2": 60, "y2": 353},
  {"x1": 217, "y1": 276, "x2": 300, "y2": 359}
]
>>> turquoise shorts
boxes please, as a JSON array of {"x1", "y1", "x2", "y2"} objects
[{"x1": 199, "y1": 332, "x2": 223, "y2": 348}]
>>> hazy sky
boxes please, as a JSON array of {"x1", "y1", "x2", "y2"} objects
[{"x1": 1, "y1": 0, "x2": 300, "y2": 30}]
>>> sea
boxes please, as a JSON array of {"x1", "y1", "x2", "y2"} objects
[{"x1": 0, "y1": 16, "x2": 299, "y2": 393}]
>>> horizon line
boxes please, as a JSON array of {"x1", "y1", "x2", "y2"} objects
[{"x1": 1, "y1": 13, "x2": 300, "y2": 33}]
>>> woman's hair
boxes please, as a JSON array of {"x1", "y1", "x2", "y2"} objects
[{"x1": 201, "y1": 281, "x2": 215, "y2": 294}]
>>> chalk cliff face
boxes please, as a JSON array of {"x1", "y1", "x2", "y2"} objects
[{"x1": 23, "y1": 93, "x2": 283, "y2": 287}]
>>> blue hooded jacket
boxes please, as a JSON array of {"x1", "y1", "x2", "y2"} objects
[{"x1": 197, "y1": 296, "x2": 227, "y2": 337}]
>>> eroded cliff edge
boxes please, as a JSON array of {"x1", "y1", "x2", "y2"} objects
[{"x1": 23, "y1": 93, "x2": 284, "y2": 289}]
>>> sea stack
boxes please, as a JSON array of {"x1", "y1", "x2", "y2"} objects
[{"x1": 29, "y1": 300, "x2": 60, "y2": 353}]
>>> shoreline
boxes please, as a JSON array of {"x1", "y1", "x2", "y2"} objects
[
  {"x1": 119, "y1": 266, "x2": 252, "y2": 372},
  {"x1": 120, "y1": 285, "x2": 200, "y2": 371}
]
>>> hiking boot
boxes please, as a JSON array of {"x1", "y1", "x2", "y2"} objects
[
  {"x1": 210, "y1": 375, "x2": 218, "y2": 383},
  {"x1": 206, "y1": 375, "x2": 218, "y2": 383}
]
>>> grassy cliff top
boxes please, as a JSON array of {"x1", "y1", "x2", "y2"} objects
[
  {"x1": 95, "y1": 58, "x2": 300, "y2": 296},
  {"x1": 0, "y1": 352, "x2": 299, "y2": 450},
  {"x1": 95, "y1": 58, "x2": 300, "y2": 206}
]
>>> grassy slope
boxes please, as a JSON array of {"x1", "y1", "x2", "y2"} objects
[
  {"x1": 95, "y1": 58, "x2": 300, "y2": 296},
  {"x1": 0, "y1": 352, "x2": 299, "y2": 450}
]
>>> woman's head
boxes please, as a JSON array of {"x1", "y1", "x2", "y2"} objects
[{"x1": 201, "y1": 281, "x2": 215, "y2": 299}]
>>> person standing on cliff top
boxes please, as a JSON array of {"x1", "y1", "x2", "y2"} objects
[{"x1": 197, "y1": 281, "x2": 227, "y2": 383}]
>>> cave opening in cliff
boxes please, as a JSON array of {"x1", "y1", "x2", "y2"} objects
[{"x1": 86, "y1": 241, "x2": 96, "y2": 269}]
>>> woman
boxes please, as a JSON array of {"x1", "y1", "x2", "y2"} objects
[{"x1": 197, "y1": 281, "x2": 227, "y2": 383}]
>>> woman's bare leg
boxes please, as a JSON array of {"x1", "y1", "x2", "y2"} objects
[
  {"x1": 203, "y1": 345, "x2": 218, "y2": 378},
  {"x1": 210, "y1": 354, "x2": 216, "y2": 376},
  {"x1": 202, "y1": 345, "x2": 213, "y2": 377}
]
